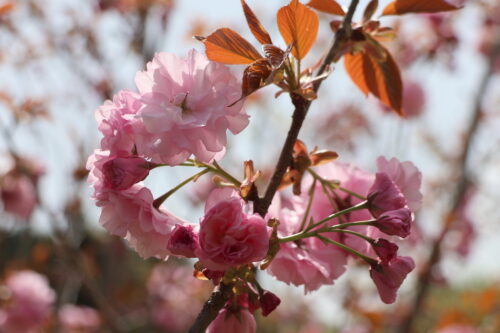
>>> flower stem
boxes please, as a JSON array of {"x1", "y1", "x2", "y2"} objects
[
  {"x1": 153, "y1": 168, "x2": 210, "y2": 208},
  {"x1": 307, "y1": 168, "x2": 366, "y2": 200},
  {"x1": 329, "y1": 220, "x2": 377, "y2": 230},
  {"x1": 316, "y1": 234, "x2": 377, "y2": 265},
  {"x1": 304, "y1": 200, "x2": 368, "y2": 232}
]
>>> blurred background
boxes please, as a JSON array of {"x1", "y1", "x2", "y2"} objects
[{"x1": 0, "y1": 0, "x2": 499, "y2": 332}]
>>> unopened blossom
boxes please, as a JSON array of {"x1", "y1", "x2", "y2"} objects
[
  {"x1": 0, "y1": 173, "x2": 37, "y2": 220},
  {"x1": 101, "y1": 155, "x2": 150, "y2": 190},
  {"x1": 167, "y1": 224, "x2": 199, "y2": 258},
  {"x1": 134, "y1": 49, "x2": 249, "y2": 165},
  {"x1": 402, "y1": 80, "x2": 426, "y2": 118},
  {"x1": 372, "y1": 239, "x2": 399, "y2": 264},
  {"x1": 375, "y1": 208, "x2": 413, "y2": 238},
  {"x1": 58, "y1": 304, "x2": 101, "y2": 332},
  {"x1": 0, "y1": 270, "x2": 55, "y2": 333},
  {"x1": 260, "y1": 291, "x2": 281, "y2": 317},
  {"x1": 376, "y1": 157, "x2": 422, "y2": 211},
  {"x1": 367, "y1": 172, "x2": 406, "y2": 218},
  {"x1": 369, "y1": 256, "x2": 415, "y2": 304},
  {"x1": 207, "y1": 308, "x2": 256, "y2": 333},
  {"x1": 198, "y1": 188, "x2": 269, "y2": 270}
]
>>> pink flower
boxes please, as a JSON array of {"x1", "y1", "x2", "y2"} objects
[
  {"x1": 369, "y1": 256, "x2": 415, "y2": 304},
  {"x1": 260, "y1": 291, "x2": 281, "y2": 317},
  {"x1": 134, "y1": 50, "x2": 249, "y2": 165},
  {"x1": 376, "y1": 157, "x2": 422, "y2": 211},
  {"x1": 367, "y1": 172, "x2": 406, "y2": 218},
  {"x1": 402, "y1": 80, "x2": 426, "y2": 118},
  {"x1": 0, "y1": 173, "x2": 37, "y2": 220},
  {"x1": 95, "y1": 89, "x2": 144, "y2": 154},
  {"x1": 99, "y1": 185, "x2": 184, "y2": 259},
  {"x1": 375, "y1": 208, "x2": 413, "y2": 238},
  {"x1": 58, "y1": 304, "x2": 101, "y2": 332},
  {"x1": 207, "y1": 308, "x2": 256, "y2": 333},
  {"x1": 167, "y1": 224, "x2": 199, "y2": 258},
  {"x1": 372, "y1": 239, "x2": 399, "y2": 264},
  {"x1": 198, "y1": 188, "x2": 269, "y2": 270},
  {"x1": 0, "y1": 270, "x2": 55, "y2": 333}
]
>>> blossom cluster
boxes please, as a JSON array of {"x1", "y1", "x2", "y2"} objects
[{"x1": 87, "y1": 49, "x2": 423, "y2": 331}]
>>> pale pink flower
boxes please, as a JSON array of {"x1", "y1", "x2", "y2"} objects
[
  {"x1": 95, "y1": 89, "x2": 145, "y2": 154},
  {"x1": 0, "y1": 173, "x2": 37, "y2": 220},
  {"x1": 369, "y1": 256, "x2": 415, "y2": 304},
  {"x1": 267, "y1": 194, "x2": 348, "y2": 293},
  {"x1": 134, "y1": 50, "x2": 249, "y2": 165},
  {"x1": 207, "y1": 308, "x2": 256, "y2": 333},
  {"x1": 167, "y1": 224, "x2": 199, "y2": 258},
  {"x1": 0, "y1": 270, "x2": 55, "y2": 333},
  {"x1": 99, "y1": 185, "x2": 184, "y2": 259},
  {"x1": 376, "y1": 157, "x2": 423, "y2": 211},
  {"x1": 148, "y1": 264, "x2": 210, "y2": 332},
  {"x1": 375, "y1": 208, "x2": 413, "y2": 238},
  {"x1": 198, "y1": 188, "x2": 269, "y2": 270},
  {"x1": 367, "y1": 172, "x2": 406, "y2": 218},
  {"x1": 58, "y1": 304, "x2": 101, "y2": 332}
]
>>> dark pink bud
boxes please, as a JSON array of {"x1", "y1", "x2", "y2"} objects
[
  {"x1": 367, "y1": 173, "x2": 406, "y2": 218},
  {"x1": 260, "y1": 291, "x2": 281, "y2": 317},
  {"x1": 375, "y1": 208, "x2": 412, "y2": 238},
  {"x1": 201, "y1": 269, "x2": 225, "y2": 284},
  {"x1": 102, "y1": 156, "x2": 149, "y2": 190},
  {"x1": 369, "y1": 256, "x2": 415, "y2": 304},
  {"x1": 372, "y1": 239, "x2": 399, "y2": 264},
  {"x1": 167, "y1": 224, "x2": 199, "y2": 258}
]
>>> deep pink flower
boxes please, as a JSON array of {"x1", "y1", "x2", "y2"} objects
[
  {"x1": 376, "y1": 157, "x2": 422, "y2": 211},
  {"x1": 0, "y1": 271, "x2": 55, "y2": 333},
  {"x1": 58, "y1": 304, "x2": 101, "y2": 332},
  {"x1": 207, "y1": 308, "x2": 256, "y2": 333},
  {"x1": 134, "y1": 50, "x2": 249, "y2": 165},
  {"x1": 0, "y1": 173, "x2": 37, "y2": 220},
  {"x1": 95, "y1": 89, "x2": 145, "y2": 154},
  {"x1": 369, "y1": 256, "x2": 415, "y2": 304},
  {"x1": 198, "y1": 188, "x2": 269, "y2": 270},
  {"x1": 372, "y1": 239, "x2": 399, "y2": 264},
  {"x1": 367, "y1": 172, "x2": 406, "y2": 218},
  {"x1": 167, "y1": 224, "x2": 199, "y2": 258},
  {"x1": 402, "y1": 80, "x2": 426, "y2": 118},
  {"x1": 260, "y1": 291, "x2": 281, "y2": 317},
  {"x1": 375, "y1": 208, "x2": 413, "y2": 238}
]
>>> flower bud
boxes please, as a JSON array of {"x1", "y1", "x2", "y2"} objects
[
  {"x1": 102, "y1": 156, "x2": 149, "y2": 190},
  {"x1": 260, "y1": 291, "x2": 281, "y2": 317},
  {"x1": 367, "y1": 172, "x2": 406, "y2": 217},
  {"x1": 375, "y1": 208, "x2": 412, "y2": 238},
  {"x1": 167, "y1": 224, "x2": 199, "y2": 258},
  {"x1": 372, "y1": 239, "x2": 399, "y2": 264}
]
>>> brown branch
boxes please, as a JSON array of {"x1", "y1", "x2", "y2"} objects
[
  {"x1": 395, "y1": 42, "x2": 500, "y2": 333},
  {"x1": 187, "y1": 1, "x2": 361, "y2": 332}
]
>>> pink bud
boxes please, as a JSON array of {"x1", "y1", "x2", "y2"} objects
[
  {"x1": 375, "y1": 208, "x2": 412, "y2": 238},
  {"x1": 367, "y1": 173, "x2": 406, "y2": 218},
  {"x1": 369, "y1": 256, "x2": 415, "y2": 304},
  {"x1": 207, "y1": 308, "x2": 256, "y2": 333},
  {"x1": 102, "y1": 156, "x2": 149, "y2": 190},
  {"x1": 0, "y1": 173, "x2": 37, "y2": 220},
  {"x1": 260, "y1": 291, "x2": 281, "y2": 317},
  {"x1": 372, "y1": 239, "x2": 399, "y2": 264},
  {"x1": 166, "y1": 224, "x2": 199, "y2": 258}
]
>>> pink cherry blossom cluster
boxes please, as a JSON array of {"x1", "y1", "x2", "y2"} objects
[
  {"x1": 87, "y1": 49, "x2": 424, "y2": 332},
  {"x1": 87, "y1": 50, "x2": 250, "y2": 259}
]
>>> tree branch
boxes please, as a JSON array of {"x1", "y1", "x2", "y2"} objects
[{"x1": 188, "y1": 1, "x2": 361, "y2": 331}]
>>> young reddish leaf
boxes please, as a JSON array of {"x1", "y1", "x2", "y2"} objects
[
  {"x1": 344, "y1": 46, "x2": 403, "y2": 115},
  {"x1": 200, "y1": 28, "x2": 262, "y2": 64},
  {"x1": 262, "y1": 44, "x2": 287, "y2": 68},
  {"x1": 362, "y1": 0, "x2": 379, "y2": 23},
  {"x1": 277, "y1": 0, "x2": 319, "y2": 60},
  {"x1": 306, "y1": 0, "x2": 345, "y2": 16},
  {"x1": 242, "y1": 58, "x2": 273, "y2": 97},
  {"x1": 241, "y1": 0, "x2": 273, "y2": 45},
  {"x1": 382, "y1": 0, "x2": 461, "y2": 16}
]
